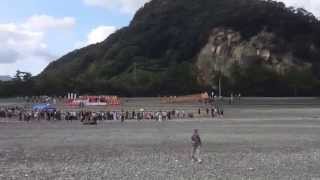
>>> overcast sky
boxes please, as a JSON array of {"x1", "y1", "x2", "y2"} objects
[{"x1": 0, "y1": 0, "x2": 319, "y2": 76}]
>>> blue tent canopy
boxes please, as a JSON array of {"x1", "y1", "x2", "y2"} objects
[{"x1": 32, "y1": 103, "x2": 56, "y2": 112}]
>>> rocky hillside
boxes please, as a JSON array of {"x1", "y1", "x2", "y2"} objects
[
  {"x1": 21, "y1": 0, "x2": 320, "y2": 96},
  {"x1": 196, "y1": 28, "x2": 312, "y2": 84}
]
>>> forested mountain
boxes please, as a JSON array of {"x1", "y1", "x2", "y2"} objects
[{"x1": 1, "y1": 0, "x2": 320, "y2": 97}]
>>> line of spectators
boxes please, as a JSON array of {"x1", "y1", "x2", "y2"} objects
[
  {"x1": 0, "y1": 106, "x2": 24, "y2": 118},
  {"x1": 1, "y1": 106, "x2": 224, "y2": 123}
]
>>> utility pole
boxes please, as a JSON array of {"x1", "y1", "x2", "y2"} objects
[
  {"x1": 212, "y1": 48, "x2": 224, "y2": 98},
  {"x1": 134, "y1": 62, "x2": 137, "y2": 97},
  {"x1": 134, "y1": 62, "x2": 137, "y2": 83},
  {"x1": 219, "y1": 75, "x2": 222, "y2": 98},
  {"x1": 216, "y1": 57, "x2": 223, "y2": 98}
]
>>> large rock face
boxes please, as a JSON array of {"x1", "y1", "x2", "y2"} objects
[
  {"x1": 196, "y1": 28, "x2": 312, "y2": 86},
  {"x1": 34, "y1": 0, "x2": 320, "y2": 96}
]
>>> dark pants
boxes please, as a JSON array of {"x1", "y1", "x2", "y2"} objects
[{"x1": 191, "y1": 145, "x2": 201, "y2": 161}]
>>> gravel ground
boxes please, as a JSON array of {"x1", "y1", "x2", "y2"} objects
[{"x1": 1, "y1": 98, "x2": 320, "y2": 179}]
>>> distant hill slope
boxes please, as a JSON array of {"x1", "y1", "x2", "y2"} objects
[
  {"x1": 0, "y1": 76, "x2": 12, "y2": 82},
  {"x1": 36, "y1": 0, "x2": 320, "y2": 96}
]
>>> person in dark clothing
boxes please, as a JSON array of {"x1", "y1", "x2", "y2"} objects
[
  {"x1": 211, "y1": 108, "x2": 215, "y2": 118},
  {"x1": 132, "y1": 111, "x2": 135, "y2": 120},
  {"x1": 191, "y1": 129, "x2": 202, "y2": 163},
  {"x1": 121, "y1": 110, "x2": 125, "y2": 123},
  {"x1": 19, "y1": 111, "x2": 22, "y2": 121},
  {"x1": 125, "y1": 111, "x2": 129, "y2": 120}
]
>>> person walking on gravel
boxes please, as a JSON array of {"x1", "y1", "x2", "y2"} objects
[{"x1": 191, "y1": 129, "x2": 202, "y2": 163}]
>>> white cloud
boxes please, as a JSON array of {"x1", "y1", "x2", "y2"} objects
[
  {"x1": 75, "y1": 25, "x2": 117, "y2": 49},
  {"x1": 83, "y1": 0, "x2": 150, "y2": 13},
  {"x1": 0, "y1": 48, "x2": 19, "y2": 63},
  {"x1": 88, "y1": 26, "x2": 117, "y2": 44},
  {"x1": 0, "y1": 15, "x2": 74, "y2": 75},
  {"x1": 22, "y1": 15, "x2": 76, "y2": 31},
  {"x1": 0, "y1": 23, "x2": 47, "y2": 63},
  {"x1": 0, "y1": 56, "x2": 53, "y2": 77},
  {"x1": 278, "y1": 0, "x2": 320, "y2": 17}
]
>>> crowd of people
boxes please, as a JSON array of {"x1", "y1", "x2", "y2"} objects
[
  {"x1": 0, "y1": 104, "x2": 224, "y2": 124},
  {"x1": 0, "y1": 106, "x2": 24, "y2": 119},
  {"x1": 0, "y1": 106, "x2": 59, "y2": 122}
]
